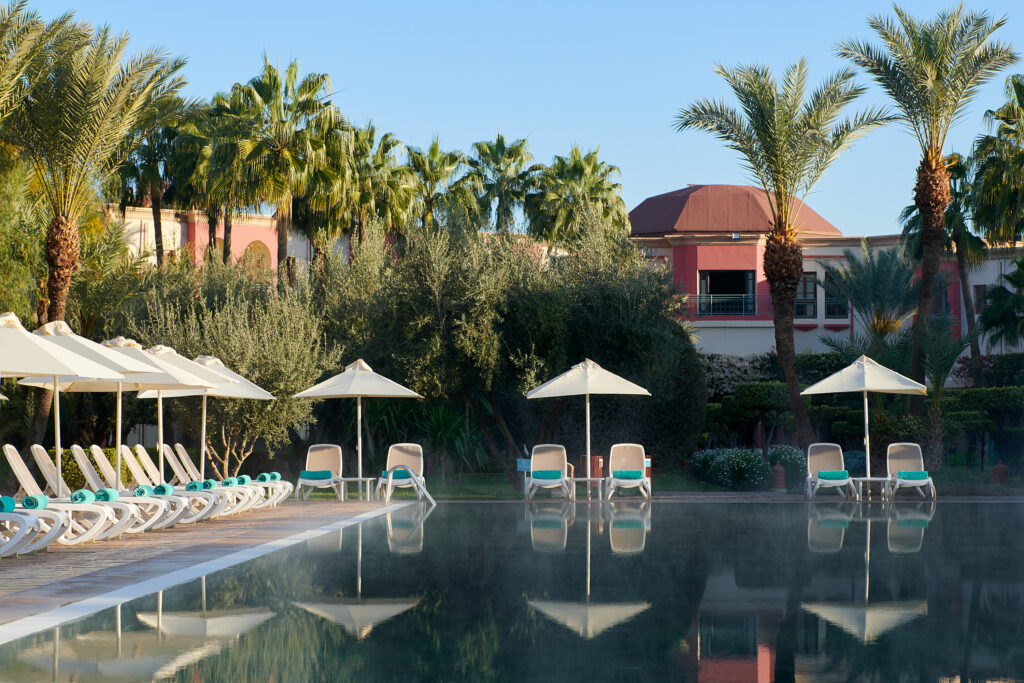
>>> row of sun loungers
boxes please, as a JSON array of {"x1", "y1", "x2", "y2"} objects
[
  {"x1": 296, "y1": 443, "x2": 434, "y2": 506},
  {"x1": 524, "y1": 443, "x2": 652, "y2": 501},
  {"x1": 805, "y1": 441, "x2": 937, "y2": 502},
  {"x1": 0, "y1": 442, "x2": 295, "y2": 556}
]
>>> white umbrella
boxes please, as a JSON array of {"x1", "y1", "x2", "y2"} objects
[
  {"x1": 526, "y1": 359, "x2": 650, "y2": 481},
  {"x1": 801, "y1": 601, "x2": 927, "y2": 643},
  {"x1": 801, "y1": 355, "x2": 926, "y2": 478},
  {"x1": 137, "y1": 576, "x2": 275, "y2": 637},
  {"x1": 528, "y1": 600, "x2": 651, "y2": 639},
  {"x1": 139, "y1": 355, "x2": 273, "y2": 479},
  {"x1": 294, "y1": 359, "x2": 421, "y2": 490}
]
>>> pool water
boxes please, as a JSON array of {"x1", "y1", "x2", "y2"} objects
[{"x1": 1, "y1": 500, "x2": 1023, "y2": 682}]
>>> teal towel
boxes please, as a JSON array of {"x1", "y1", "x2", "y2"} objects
[
  {"x1": 20, "y1": 494, "x2": 48, "y2": 510},
  {"x1": 269, "y1": 472, "x2": 281, "y2": 481},
  {"x1": 818, "y1": 519, "x2": 850, "y2": 529},
  {"x1": 0, "y1": 496, "x2": 14, "y2": 512},
  {"x1": 531, "y1": 470, "x2": 564, "y2": 480},
  {"x1": 898, "y1": 470, "x2": 929, "y2": 480},
  {"x1": 153, "y1": 483, "x2": 174, "y2": 496},
  {"x1": 898, "y1": 518, "x2": 929, "y2": 528},
  {"x1": 817, "y1": 470, "x2": 849, "y2": 480},
  {"x1": 612, "y1": 520, "x2": 645, "y2": 529},
  {"x1": 185, "y1": 480, "x2": 203, "y2": 491},
  {"x1": 95, "y1": 488, "x2": 119, "y2": 502},
  {"x1": 257, "y1": 472, "x2": 272, "y2": 482},
  {"x1": 134, "y1": 485, "x2": 155, "y2": 497},
  {"x1": 531, "y1": 519, "x2": 564, "y2": 529},
  {"x1": 221, "y1": 477, "x2": 237, "y2": 487},
  {"x1": 237, "y1": 475, "x2": 252, "y2": 485},
  {"x1": 71, "y1": 489, "x2": 95, "y2": 504},
  {"x1": 612, "y1": 470, "x2": 644, "y2": 479},
  {"x1": 299, "y1": 470, "x2": 333, "y2": 480},
  {"x1": 203, "y1": 479, "x2": 217, "y2": 489},
  {"x1": 382, "y1": 469, "x2": 413, "y2": 480}
]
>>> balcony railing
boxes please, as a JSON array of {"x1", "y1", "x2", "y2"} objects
[
  {"x1": 694, "y1": 294, "x2": 768, "y2": 317},
  {"x1": 824, "y1": 299, "x2": 849, "y2": 319},
  {"x1": 794, "y1": 298, "x2": 816, "y2": 319}
]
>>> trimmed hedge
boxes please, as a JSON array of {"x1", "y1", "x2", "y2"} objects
[
  {"x1": 692, "y1": 448, "x2": 771, "y2": 490},
  {"x1": 39, "y1": 447, "x2": 131, "y2": 491}
]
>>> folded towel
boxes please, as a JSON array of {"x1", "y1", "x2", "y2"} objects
[
  {"x1": 897, "y1": 470, "x2": 929, "y2": 480},
  {"x1": 531, "y1": 519, "x2": 564, "y2": 529},
  {"x1": 257, "y1": 472, "x2": 272, "y2": 482},
  {"x1": 898, "y1": 518, "x2": 929, "y2": 528},
  {"x1": 612, "y1": 520, "x2": 645, "y2": 529},
  {"x1": 612, "y1": 470, "x2": 644, "y2": 479},
  {"x1": 203, "y1": 479, "x2": 218, "y2": 490},
  {"x1": 0, "y1": 495, "x2": 14, "y2": 512},
  {"x1": 71, "y1": 489, "x2": 95, "y2": 504},
  {"x1": 153, "y1": 483, "x2": 174, "y2": 496},
  {"x1": 299, "y1": 470, "x2": 333, "y2": 480},
  {"x1": 237, "y1": 475, "x2": 252, "y2": 485},
  {"x1": 817, "y1": 470, "x2": 849, "y2": 480},
  {"x1": 818, "y1": 519, "x2": 850, "y2": 529},
  {"x1": 95, "y1": 488, "x2": 119, "y2": 502},
  {"x1": 20, "y1": 494, "x2": 48, "y2": 509},
  {"x1": 381, "y1": 469, "x2": 413, "y2": 480},
  {"x1": 269, "y1": 472, "x2": 281, "y2": 481},
  {"x1": 186, "y1": 480, "x2": 204, "y2": 491},
  {"x1": 530, "y1": 470, "x2": 564, "y2": 480},
  {"x1": 133, "y1": 485, "x2": 155, "y2": 497}
]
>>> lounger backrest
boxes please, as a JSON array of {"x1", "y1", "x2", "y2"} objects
[
  {"x1": 386, "y1": 443, "x2": 424, "y2": 476},
  {"x1": 2, "y1": 444, "x2": 43, "y2": 496},
  {"x1": 807, "y1": 443, "x2": 845, "y2": 477},
  {"x1": 162, "y1": 444, "x2": 192, "y2": 484},
  {"x1": 30, "y1": 444, "x2": 70, "y2": 497},
  {"x1": 305, "y1": 444, "x2": 342, "y2": 475},
  {"x1": 174, "y1": 444, "x2": 202, "y2": 481},
  {"x1": 887, "y1": 442, "x2": 924, "y2": 477},
  {"x1": 122, "y1": 445, "x2": 155, "y2": 487},
  {"x1": 71, "y1": 445, "x2": 106, "y2": 491},
  {"x1": 90, "y1": 445, "x2": 123, "y2": 489},
  {"x1": 530, "y1": 444, "x2": 567, "y2": 475},
  {"x1": 609, "y1": 444, "x2": 645, "y2": 472},
  {"x1": 134, "y1": 445, "x2": 164, "y2": 484}
]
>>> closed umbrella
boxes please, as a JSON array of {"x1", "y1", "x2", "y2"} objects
[
  {"x1": 294, "y1": 359, "x2": 421, "y2": 496},
  {"x1": 526, "y1": 359, "x2": 650, "y2": 482},
  {"x1": 139, "y1": 355, "x2": 273, "y2": 479},
  {"x1": 801, "y1": 355, "x2": 926, "y2": 478}
]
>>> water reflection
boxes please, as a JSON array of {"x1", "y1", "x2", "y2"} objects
[
  {"x1": 385, "y1": 502, "x2": 433, "y2": 554},
  {"x1": 526, "y1": 501, "x2": 573, "y2": 552},
  {"x1": 606, "y1": 499, "x2": 651, "y2": 554}
]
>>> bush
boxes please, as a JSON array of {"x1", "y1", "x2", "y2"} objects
[
  {"x1": 41, "y1": 446, "x2": 130, "y2": 491},
  {"x1": 769, "y1": 444, "x2": 806, "y2": 487},
  {"x1": 692, "y1": 448, "x2": 771, "y2": 490}
]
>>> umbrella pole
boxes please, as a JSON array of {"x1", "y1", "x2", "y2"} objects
[
  {"x1": 52, "y1": 376, "x2": 62, "y2": 492},
  {"x1": 357, "y1": 395, "x2": 363, "y2": 499},
  {"x1": 357, "y1": 523, "x2": 363, "y2": 599},
  {"x1": 586, "y1": 393, "x2": 592, "y2": 499},
  {"x1": 200, "y1": 395, "x2": 207, "y2": 480},
  {"x1": 865, "y1": 519, "x2": 871, "y2": 603},
  {"x1": 863, "y1": 390, "x2": 871, "y2": 479},
  {"x1": 115, "y1": 384, "x2": 122, "y2": 490},
  {"x1": 201, "y1": 575, "x2": 207, "y2": 617},
  {"x1": 157, "y1": 391, "x2": 164, "y2": 483}
]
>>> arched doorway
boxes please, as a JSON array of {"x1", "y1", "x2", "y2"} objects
[{"x1": 241, "y1": 241, "x2": 272, "y2": 273}]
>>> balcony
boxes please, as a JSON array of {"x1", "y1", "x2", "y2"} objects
[
  {"x1": 794, "y1": 298, "x2": 816, "y2": 319},
  {"x1": 824, "y1": 299, "x2": 849, "y2": 319},
  {"x1": 688, "y1": 295, "x2": 828, "y2": 319}
]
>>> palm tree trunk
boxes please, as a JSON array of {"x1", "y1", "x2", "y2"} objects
[
  {"x1": 206, "y1": 205, "x2": 218, "y2": 260},
  {"x1": 151, "y1": 186, "x2": 164, "y2": 268},
  {"x1": 954, "y1": 231, "x2": 984, "y2": 387},
  {"x1": 910, "y1": 158, "x2": 952, "y2": 414},
  {"x1": 222, "y1": 207, "x2": 233, "y2": 265},
  {"x1": 276, "y1": 194, "x2": 292, "y2": 268},
  {"x1": 764, "y1": 232, "x2": 815, "y2": 448}
]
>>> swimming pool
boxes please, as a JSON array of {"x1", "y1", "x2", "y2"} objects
[{"x1": 0, "y1": 500, "x2": 1021, "y2": 681}]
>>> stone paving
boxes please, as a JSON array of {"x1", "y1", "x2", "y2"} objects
[{"x1": 0, "y1": 500, "x2": 384, "y2": 627}]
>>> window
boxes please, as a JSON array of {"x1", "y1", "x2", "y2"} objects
[
  {"x1": 824, "y1": 273, "x2": 849, "y2": 319},
  {"x1": 795, "y1": 272, "x2": 817, "y2": 318},
  {"x1": 698, "y1": 270, "x2": 756, "y2": 315}
]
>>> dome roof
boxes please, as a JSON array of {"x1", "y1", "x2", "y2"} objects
[{"x1": 629, "y1": 184, "x2": 842, "y2": 238}]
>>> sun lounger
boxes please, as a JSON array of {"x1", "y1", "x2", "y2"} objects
[
  {"x1": 296, "y1": 444, "x2": 344, "y2": 500},
  {"x1": 887, "y1": 501, "x2": 935, "y2": 553},
  {"x1": 885, "y1": 443, "x2": 936, "y2": 501},
  {"x1": 376, "y1": 443, "x2": 433, "y2": 506},
  {"x1": 89, "y1": 445, "x2": 191, "y2": 527},
  {"x1": 160, "y1": 444, "x2": 256, "y2": 516},
  {"x1": 0, "y1": 503, "x2": 71, "y2": 557},
  {"x1": 527, "y1": 501, "x2": 572, "y2": 553},
  {"x1": 69, "y1": 445, "x2": 175, "y2": 531},
  {"x1": 525, "y1": 445, "x2": 574, "y2": 501},
  {"x1": 805, "y1": 443, "x2": 859, "y2": 501},
  {"x1": 604, "y1": 444, "x2": 651, "y2": 500},
  {"x1": 124, "y1": 446, "x2": 224, "y2": 523},
  {"x1": 807, "y1": 502, "x2": 855, "y2": 553},
  {"x1": 174, "y1": 443, "x2": 293, "y2": 507},
  {"x1": 607, "y1": 500, "x2": 650, "y2": 554}
]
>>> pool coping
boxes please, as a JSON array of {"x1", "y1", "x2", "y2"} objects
[{"x1": 0, "y1": 502, "x2": 411, "y2": 646}]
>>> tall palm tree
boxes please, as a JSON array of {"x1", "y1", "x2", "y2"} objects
[
  {"x1": 978, "y1": 257, "x2": 1024, "y2": 349},
  {"x1": 973, "y1": 74, "x2": 1024, "y2": 244},
  {"x1": 675, "y1": 60, "x2": 889, "y2": 447},
  {"x1": 8, "y1": 25, "x2": 186, "y2": 322},
  {"x1": 526, "y1": 145, "x2": 627, "y2": 243},
  {"x1": 899, "y1": 153, "x2": 986, "y2": 385},
  {"x1": 838, "y1": 5, "x2": 1017, "y2": 401},
  {"x1": 0, "y1": 2, "x2": 72, "y2": 123},
  {"x1": 233, "y1": 57, "x2": 341, "y2": 268},
  {"x1": 408, "y1": 137, "x2": 462, "y2": 230},
  {"x1": 464, "y1": 134, "x2": 540, "y2": 232}
]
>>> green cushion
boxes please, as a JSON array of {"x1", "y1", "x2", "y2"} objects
[
  {"x1": 382, "y1": 469, "x2": 413, "y2": 479},
  {"x1": 898, "y1": 470, "x2": 929, "y2": 480},
  {"x1": 532, "y1": 520, "x2": 565, "y2": 529},
  {"x1": 531, "y1": 470, "x2": 564, "y2": 480},
  {"x1": 818, "y1": 519, "x2": 850, "y2": 529},
  {"x1": 898, "y1": 519, "x2": 929, "y2": 528},
  {"x1": 612, "y1": 470, "x2": 644, "y2": 479},
  {"x1": 300, "y1": 470, "x2": 333, "y2": 480},
  {"x1": 817, "y1": 470, "x2": 849, "y2": 480},
  {"x1": 612, "y1": 520, "x2": 644, "y2": 529}
]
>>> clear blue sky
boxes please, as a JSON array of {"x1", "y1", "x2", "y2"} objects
[{"x1": 32, "y1": 0, "x2": 1024, "y2": 237}]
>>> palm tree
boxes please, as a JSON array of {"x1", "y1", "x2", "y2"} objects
[
  {"x1": 0, "y1": 2, "x2": 72, "y2": 123},
  {"x1": 526, "y1": 145, "x2": 627, "y2": 243},
  {"x1": 838, "y1": 5, "x2": 1017, "y2": 401},
  {"x1": 7, "y1": 25, "x2": 186, "y2": 322},
  {"x1": 973, "y1": 74, "x2": 1024, "y2": 243},
  {"x1": 408, "y1": 137, "x2": 462, "y2": 230},
  {"x1": 674, "y1": 59, "x2": 889, "y2": 447},
  {"x1": 233, "y1": 57, "x2": 341, "y2": 268},
  {"x1": 899, "y1": 153, "x2": 986, "y2": 385},
  {"x1": 464, "y1": 134, "x2": 540, "y2": 232},
  {"x1": 978, "y1": 257, "x2": 1024, "y2": 349}
]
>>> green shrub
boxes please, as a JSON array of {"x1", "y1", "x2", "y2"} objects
[
  {"x1": 769, "y1": 444, "x2": 806, "y2": 487},
  {"x1": 41, "y1": 447, "x2": 130, "y2": 491},
  {"x1": 692, "y1": 448, "x2": 771, "y2": 490}
]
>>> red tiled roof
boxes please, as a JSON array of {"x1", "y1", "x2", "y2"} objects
[{"x1": 629, "y1": 184, "x2": 842, "y2": 237}]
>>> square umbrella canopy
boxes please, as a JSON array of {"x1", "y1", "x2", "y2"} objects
[{"x1": 801, "y1": 355, "x2": 926, "y2": 478}]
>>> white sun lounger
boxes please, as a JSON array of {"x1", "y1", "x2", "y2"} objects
[
  {"x1": 376, "y1": 443, "x2": 433, "y2": 506},
  {"x1": 174, "y1": 443, "x2": 293, "y2": 507},
  {"x1": 124, "y1": 446, "x2": 224, "y2": 523},
  {"x1": 296, "y1": 444, "x2": 344, "y2": 500},
  {"x1": 89, "y1": 445, "x2": 191, "y2": 528},
  {"x1": 604, "y1": 443, "x2": 651, "y2": 500},
  {"x1": 69, "y1": 445, "x2": 175, "y2": 531},
  {"x1": 525, "y1": 445, "x2": 574, "y2": 501},
  {"x1": 885, "y1": 443, "x2": 936, "y2": 501},
  {"x1": 805, "y1": 443, "x2": 859, "y2": 501},
  {"x1": 159, "y1": 444, "x2": 256, "y2": 516}
]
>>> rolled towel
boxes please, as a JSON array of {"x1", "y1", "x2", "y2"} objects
[
  {"x1": 133, "y1": 485, "x2": 155, "y2": 497},
  {"x1": 0, "y1": 496, "x2": 14, "y2": 512},
  {"x1": 71, "y1": 489, "x2": 96, "y2": 504},
  {"x1": 153, "y1": 483, "x2": 174, "y2": 496},
  {"x1": 221, "y1": 477, "x2": 237, "y2": 487},
  {"x1": 202, "y1": 479, "x2": 218, "y2": 490},
  {"x1": 237, "y1": 475, "x2": 252, "y2": 485},
  {"x1": 185, "y1": 480, "x2": 204, "y2": 491},
  {"x1": 20, "y1": 494, "x2": 48, "y2": 510},
  {"x1": 257, "y1": 472, "x2": 271, "y2": 482},
  {"x1": 269, "y1": 472, "x2": 281, "y2": 481},
  {"x1": 95, "y1": 488, "x2": 120, "y2": 502}
]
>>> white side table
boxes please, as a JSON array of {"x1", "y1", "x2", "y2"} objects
[
  {"x1": 572, "y1": 477, "x2": 604, "y2": 500},
  {"x1": 853, "y1": 476, "x2": 889, "y2": 500},
  {"x1": 340, "y1": 477, "x2": 377, "y2": 501}
]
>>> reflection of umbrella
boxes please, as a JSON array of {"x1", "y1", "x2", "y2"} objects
[
  {"x1": 801, "y1": 601, "x2": 927, "y2": 643},
  {"x1": 801, "y1": 355, "x2": 926, "y2": 478},
  {"x1": 137, "y1": 577, "x2": 275, "y2": 637},
  {"x1": 526, "y1": 359, "x2": 650, "y2": 482},
  {"x1": 528, "y1": 600, "x2": 651, "y2": 639},
  {"x1": 139, "y1": 355, "x2": 272, "y2": 479},
  {"x1": 294, "y1": 359, "x2": 421, "y2": 490}
]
